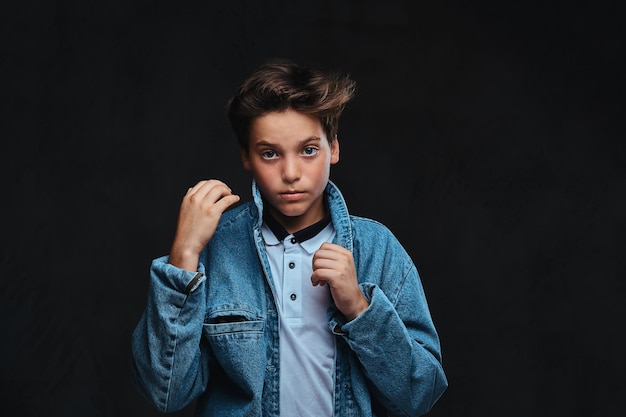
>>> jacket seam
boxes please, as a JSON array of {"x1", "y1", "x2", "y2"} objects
[
  {"x1": 391, "y1": 262, "x2": 415, "y2": 308},
  {"x1": 163, "y1": 294, "x2": 188, "y2": 412}
]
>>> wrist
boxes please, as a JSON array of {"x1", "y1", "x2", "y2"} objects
[
  {"x1": 168, "y1": 244, "x2": 201, "y2": 272},
  {"x1": 345, "y1": 295, "x2": 369, "y2": 321}
]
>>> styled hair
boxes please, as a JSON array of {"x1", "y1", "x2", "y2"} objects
[{"x1": 227, "y1": 59, "x2": 356, "y2": 151}]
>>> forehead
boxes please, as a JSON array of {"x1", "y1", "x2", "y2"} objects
[{"x1": 249, "y1": 110, "x2": 326, "y2": 144}]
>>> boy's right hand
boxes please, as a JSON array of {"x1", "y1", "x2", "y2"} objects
[{"x1": 168, "y1": 180, "x2": 240, "y2": 271}]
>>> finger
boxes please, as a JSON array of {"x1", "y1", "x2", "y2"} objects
[
  {"x1": 316, "y1": 242, "x2": 350, "y2": 256},
  {"x1": 203, "y1": 182, "x2": 235, "y2": 204},
  {"x1": 311, "y1": 267, "x2": 340, "y2": 285},
  {"x1": 187, "y1": 179, "x2": 210, "y2": 195},
  {"x1": 314, "y1": 248, "x2": 350, "y2": 265},
  {"x1": 319, "y1": 242, "x2": 347, "y2": 250},
  {"x1": 313, "y1": 250, "x2": 342, "y2": 263},
  {"x1": 184, "y1": 183, "x2": 200, "y2": 199},
  {"x1": 311, "y1": 272, "x2": 329, "y2": 287},
  {"x1": 188, "y1": 178, "x2": 229, "y2": 193},
  {"x1": 312, "y1": 257, "x2": 338, "y2": 272},
  {"x1": 187, "y1": 180, "x2": 231, "y2": 204},
  {"x1": 213, "y1": 193, "x2": 240, "y2": 213}
]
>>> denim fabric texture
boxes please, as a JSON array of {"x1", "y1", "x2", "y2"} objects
[{"x1": 131, "y1": 180, "x2": 448, "y2": 416}]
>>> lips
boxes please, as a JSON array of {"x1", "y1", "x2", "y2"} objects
[{"x1": 279, "y1": 190, "x2": 305, "y2": 201}]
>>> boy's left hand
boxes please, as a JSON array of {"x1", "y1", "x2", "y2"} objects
[{"x1": 312, "y1": 242, "x2": 369, "y2": 321}]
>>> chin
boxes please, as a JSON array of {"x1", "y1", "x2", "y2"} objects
[
  {"x1": 272, "y1": 203, "x2": 308, "y2": 218},
  {"x1": 277, "y1": 208, "x2": 307, "y2": 218}
]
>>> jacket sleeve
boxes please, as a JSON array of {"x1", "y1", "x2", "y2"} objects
[
  {"x1": 130, "y1": 256, "x2": 209, "y2": 412},
  {"x1": 334, "y1": 236, "x2": 448, "y2": 416}
]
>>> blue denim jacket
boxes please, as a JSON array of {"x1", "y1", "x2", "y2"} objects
[{"x1": 131, "y1": 180, "x2": 447, "y2": 416}]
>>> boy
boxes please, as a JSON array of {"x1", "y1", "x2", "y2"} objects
[{"x1": 131, "y1": 60, "x2": 447, "y2": 416}]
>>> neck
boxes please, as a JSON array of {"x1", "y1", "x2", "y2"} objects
[
  {"x1": 264, "y1": 193, "x2": 327, "y2": 234},
  {"x1": 267, "y1": 205, "x2": 324, "y2": 235}
]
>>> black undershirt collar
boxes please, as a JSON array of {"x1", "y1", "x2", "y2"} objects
[{"x1": 263, "y1": 196, "x2": 331, "y2": 243}]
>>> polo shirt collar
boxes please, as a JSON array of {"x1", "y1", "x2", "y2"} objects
[{"x1": 261, "y1": 195, "x2": 332, "y2": 249}]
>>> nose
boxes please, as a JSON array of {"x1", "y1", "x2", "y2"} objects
[{"x1": 281, "y1": 156, "x2": 301, "y2": 183}]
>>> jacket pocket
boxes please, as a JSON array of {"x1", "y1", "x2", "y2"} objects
[
  {"x1": 202, "y1": 307, "x2": 266, "y2": 393},
  {"x1": 203, "y1": 319, "x2": 264, "y2": 337},
  {"x1": 202, "y1": 306, "x2": 264, "y2": 339}
]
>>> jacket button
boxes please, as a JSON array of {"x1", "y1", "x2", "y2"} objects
[{"x1": 288, "y1": 262, "x2": 295, "y2": 269}]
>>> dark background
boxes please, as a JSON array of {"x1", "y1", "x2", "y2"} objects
[{"x1": 1, "y1": 1, "x2": 624, "y2": 416}]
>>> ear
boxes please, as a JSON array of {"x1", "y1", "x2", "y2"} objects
[
  {"x1": 240, "y1": 148, "x2": 252, "y2": 171},
  {"x1": 330, "y1": 136, "x2": 340, "y2": 165}
]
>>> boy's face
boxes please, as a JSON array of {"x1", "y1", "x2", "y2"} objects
[{"x1": 241, "y1": 109, "x2": 339, "y2": 233}]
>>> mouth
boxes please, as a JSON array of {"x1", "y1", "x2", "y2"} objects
[{"x1": 279, "y1": 190, "x2": 305, "y2": 201}]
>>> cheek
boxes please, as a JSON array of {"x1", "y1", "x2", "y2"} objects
[
  {"x1": 253, "y1": 167, "x2": 276, "y2": 188},
  {"x1": 316, "y1": 160, "x2": 332, "y2": 177}
]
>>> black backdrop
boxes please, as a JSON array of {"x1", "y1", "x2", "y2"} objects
[{"x1": 1, "y1": 1, "x2": 624, "y2": 416}]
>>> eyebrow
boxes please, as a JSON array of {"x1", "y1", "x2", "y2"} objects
[{"x1": 253, "y1": 136, "x2": 321, "y2": 149}]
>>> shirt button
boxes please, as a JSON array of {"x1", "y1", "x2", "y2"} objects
[
  {"x1": 290, "y1": 293, "x2": 297, "y2": 301},
  {"x1": 288, "y1": 262, "x2": 295, "y2": 269},
  {"x1": 290, "y1": 237, "x2": 297, "y2": 244}
]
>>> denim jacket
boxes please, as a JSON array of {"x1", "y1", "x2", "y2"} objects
[{"x1": 131, "y1": 180, "x2": 447, "y2": 416}]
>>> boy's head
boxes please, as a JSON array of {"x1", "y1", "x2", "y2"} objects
[
  {"x1": 227, "y1": 59, "x2": 356, "y2": 152},
  {"x1": 228, "y1": 60, "x2": 356, "y2": 231}
]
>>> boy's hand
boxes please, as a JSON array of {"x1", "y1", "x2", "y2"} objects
[
  {"x1": 311, "y1": 242, "x2": 369, "y2": 321},
  {"x1": 169, "y1": 180, "x2": 240, "y2": 271}
]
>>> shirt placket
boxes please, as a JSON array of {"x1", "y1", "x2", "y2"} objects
[{"x1": 283, "y1": 236, "x2": 302, "y2": 323}]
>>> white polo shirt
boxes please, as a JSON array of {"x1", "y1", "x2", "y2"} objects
[{"x1": 261, "y1": 215, "x2": 336, "y2": 417}]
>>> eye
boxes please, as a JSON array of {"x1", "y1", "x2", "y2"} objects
[
  {"x1": 302, "y1": 146, "x2": 318, "y2": 156},
  {"x1": 261, "y1": 150, "x2": 278, "y2": 159}
]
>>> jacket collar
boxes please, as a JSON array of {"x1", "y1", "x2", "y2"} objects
[{"x1": 251, "y1": 179, "x2": 353, "y2": 251}]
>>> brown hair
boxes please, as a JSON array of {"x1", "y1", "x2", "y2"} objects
[{"x1": 227, "y1": 59, "x2": 356, "y2": 151}]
